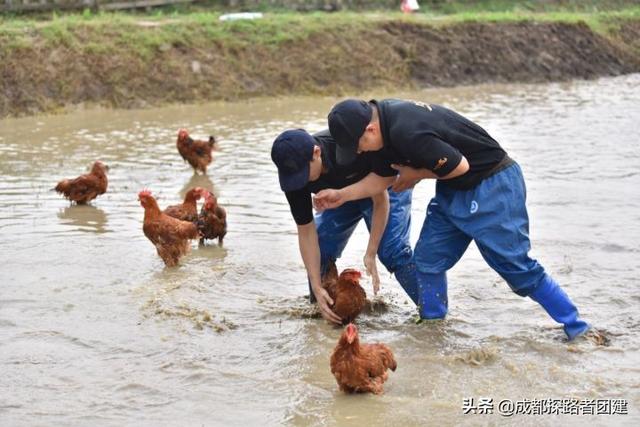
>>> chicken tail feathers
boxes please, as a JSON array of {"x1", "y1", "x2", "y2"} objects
[{"x1": 55, "y1": 180, "x2": 70, "y2": 194}]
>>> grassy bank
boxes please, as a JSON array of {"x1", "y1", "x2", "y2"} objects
[
  {"x1": 1, "y1": 6, "x2": 639, "y2": 117},
  {"x1": 3, "y1": 6, "x2": 640, "y2": 49}
]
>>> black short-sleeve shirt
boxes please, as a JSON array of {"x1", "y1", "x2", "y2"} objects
[
  {"x1": 284, "y1": 129, "x2": 397, "y2": 225},
  {"x1": 374, "y1": 99, "x2": 508, "y2": 190}
]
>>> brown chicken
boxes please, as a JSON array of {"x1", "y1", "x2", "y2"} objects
[
  {"x1": 197, "y1": 191, "x2": 227, "y2": 246},
  {"x1": 163, "y1": 187, "x2": 204, "y2": 223},
  {"x1": 138, "y1": 190, "x2": 199, "y2": 267},
  {"x1": 177, "y1": 129, "x2": 217, "y2": 174},
  {"x1": 330, "y1": 323, "x2": 397, "y2": 394},
  {"x1": 323, "y1": 263, "x2": 366, "y2": 324},
  {"x1": 55, "y1": 161, "x2": 109, "y2": 204}
]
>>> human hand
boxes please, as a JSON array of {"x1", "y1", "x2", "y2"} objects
[
  {"x1": 391, "y1": 164, "x2": 421, "y2": 192},
  {"x1": 312, "y1": 285, "x2": 342, "y2": 324},
  {"x1": 363, "y1": 252, "x2": 380, "y2": 295},
  {"x1": 313, "y1": 189, "x2": 344, "y2": 212}
]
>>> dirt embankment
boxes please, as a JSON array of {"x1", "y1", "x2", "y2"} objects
[{"x1": 1, "y1": 19, "x2": 639, "y2": 117}]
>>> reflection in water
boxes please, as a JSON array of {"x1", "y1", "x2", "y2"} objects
[
  {"x1": 180, "y1": 173, "x2": 215, "y2": 197},
  {"x1": 56, "y1": 204, "x2": 110, "y2": 234},
  {"x1": 1, "y1": 75, "x2": 639, "y2": 426},
  {"x1": 191, "y1": 242, "x2": 228, "y2": 260}
]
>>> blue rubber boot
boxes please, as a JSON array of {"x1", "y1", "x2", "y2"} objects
[
  {"x1": 393, "y1": 262, "x2": 419, "y2": 306},
  {"x1": 529, "y1": 275, "x2": 590, "y2": 340},
  {"x1": 417, "y1": 271, "x2": 448, "y2": 319}
]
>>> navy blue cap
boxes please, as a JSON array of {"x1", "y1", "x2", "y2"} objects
[
  {"x1": 328, "y1": 99, "x2": 372, "y2": 166},
  {"x1": 271, "y1": 129, "x2": 315, "y2": 192}
]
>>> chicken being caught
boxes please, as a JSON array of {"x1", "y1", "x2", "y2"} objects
[
  {"x1": 163, "y1": 187, "x2": 204, "y2": 223},
  {"x1": 55, "y1": 161, "x2": 109, "y2": 204},
  {"x1": 138, "y1": 190, "x2": 199, "y2": 267},
  {"x1": 197, "y1": 191, "x2": 227, "y2": 246},
  {"x1": 330, "y1": 323, "x2": 397, "y2": 395},
  {"x1": 177, "y1": 129, "x2": 217, "y2": 174},
  {"x1": 323, "y1": 263, "x2": 366, "y2": 324}
]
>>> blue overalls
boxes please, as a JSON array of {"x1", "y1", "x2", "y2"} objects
[
  {"x1": 414, "y1": 162, "x2": 590, "y2": 340},
  {"x1": 312, "y1": 188, "x2": 419, "y2": 305}
]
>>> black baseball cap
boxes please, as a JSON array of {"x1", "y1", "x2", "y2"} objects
[
  {"x1": 328, "y1": 99, "x2": 372, "y2": 166},
  {"x1": 271, "y1": 129, "x2": 315, "y2": 192}
]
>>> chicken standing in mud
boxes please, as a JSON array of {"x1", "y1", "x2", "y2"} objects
[
  {"x1": 176, "y1": 129, "x2": 217, "y2": 174},
  {"x1": 163, "y1": 187, "x2": 205, "y2": 223},
  {"x1": 55, "y1": 161, "x2": 109, "y2": 204},
  {"x1": 330, "y1": 323, "x2": 396, "y2": 394},
  {"x1": 197, "y1": 190, "x2": 227, "y2": 246},
  {"x1": 138, "y1": 190, "x2": 199, "y2": 267}
]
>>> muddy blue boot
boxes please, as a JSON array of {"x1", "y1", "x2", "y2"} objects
[
  {"x1": 417, "y1": 271, "x2": 448, "y2": 319},
  {"x1": 393, "y1": 262, "x2": 419, "y2": 305},
  {"x1": 529, "y1": 275, "x2": 590, "y2": 340}
]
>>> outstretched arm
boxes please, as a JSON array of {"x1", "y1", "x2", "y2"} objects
[
  {"x1": 364, "y1": 190, "x2": 389, "y2": 295},
  {"x1": 313, "y1": 173, "x2": 396, "y2": 212},
  {"x1": 297, "y1": 222, "x2": 342, "y2": 324}
]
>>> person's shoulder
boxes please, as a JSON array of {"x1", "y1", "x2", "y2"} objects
[{"x1": 312, "y1": 129, "x2": 334, "y2": 144}]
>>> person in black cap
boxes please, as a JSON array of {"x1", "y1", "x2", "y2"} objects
[
  {"x1": 315, "y1": 98, "x2": 590, "y2": 340},
  {"x1": 271, "y1": 128, "x2": 419, "y2": 324}
]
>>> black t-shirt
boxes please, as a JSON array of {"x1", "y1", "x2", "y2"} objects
[
  {"x1": 374, "y1": 99, "x2": 507, "y2": 190},
  {"x1": 285, "y1": 129, "x2": 396, "y2": 225}
]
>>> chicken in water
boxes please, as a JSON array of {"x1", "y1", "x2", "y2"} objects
[
  {"x1": 55, "y1": 161, "x2": 109, "y2": 204},
  {"x1": 197, "y1": 190, "x2": 227, "y2": 246},
  {"x1": 330, "y1": 323, "x2": 397, "y2": 394},
  {"x1": 138, "y1": 190, "x2": 199, "y2": 267},
  {"x1": 163, "y1": 187, "x2": 205, "y2": 223},
  {"x1": 322, "y1": 263, "x2": 366, "y2": 324},
  {"x1": 176, "y1": 129, "x2": 217, "y2": 174}
]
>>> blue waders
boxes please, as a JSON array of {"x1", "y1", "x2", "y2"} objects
[
  {"x1": 310, "y1": 189, "x2": 419, "y2": 305},
  {"x1": 414, "y1": 163, "x2": 590, "y2": 340}
]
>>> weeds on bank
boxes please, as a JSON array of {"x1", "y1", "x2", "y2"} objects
[{"x1": 1, "y1": 6, "x2": 639, "y2": 57}]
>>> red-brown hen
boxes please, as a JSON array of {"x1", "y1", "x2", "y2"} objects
[
  {"x1": 138, "y1": 190, "x2": 199, "y2": 267},
  {"x1": 55, "y1": 161, "x2": 109, "y2": 204},
  {"x1": 177, "y1": 129, "x2": 217, "y2": 174},
  {"x1": 330, "y1": 323, "x2": 397, "y2": 394}
]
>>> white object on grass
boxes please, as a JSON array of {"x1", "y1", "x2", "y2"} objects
[
  {"x1": 219, "y1": 13, "x2": 264, "y2": 22},
  {"x1": 401, "y1": 0, "x2": 420, "y2": 13}
]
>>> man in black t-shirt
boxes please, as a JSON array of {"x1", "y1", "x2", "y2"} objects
[
  {"x1": 271, "y1": 129, "x2": 418, "y2": 324},
  {"x1": 316, "y1": 99, "x2": 590, "y2": 340}
]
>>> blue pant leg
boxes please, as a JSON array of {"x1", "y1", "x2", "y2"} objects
[
  {"x1": 307, "y1": 201, "x2": 363, "y2": 302},
  {"x1": 414, "y1": 191, "x2": 472, "y2": 275},
  {"x1": 453, "y1": 164, "x2": 546, "y2": 296},
  {"x1": 414, "y1": 191, "x2": 472, "y2": 318},
  {"x1": 360, "y1": 189, "x2": 417, "y2": 304},
  {"x1": 453, "y1": 164, "x2": 589, "y2": 339}
]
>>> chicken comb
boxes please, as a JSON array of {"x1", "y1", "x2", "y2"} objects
[
  {"x1": 340, "y1": 268, "x2": 362, "y2": 279},
  {"x1": 345, "y1": 323, "x2": 358, "y2": 334},
  {"x1": 138, "y1": 189, "x2": 153, "y2": 198},
  {"x1": 177, "y1": 129, "x2": 190, "y2": 139}
]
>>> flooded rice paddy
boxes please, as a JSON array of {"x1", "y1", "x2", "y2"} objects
[{"x1": 1, "y1": 74, "x2": 639, "y2": 426}]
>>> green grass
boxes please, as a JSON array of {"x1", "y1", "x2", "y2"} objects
[
  {"x1": 1, "y1": 5, "x2": 639, "y2": 57},
  {"x1": 416, "y1": 0, "x2": 640, "y2": 14}
]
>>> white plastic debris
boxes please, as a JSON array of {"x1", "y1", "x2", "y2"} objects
[{"x1": 219, "y1": 12, "x2": 264, "y2": 22}]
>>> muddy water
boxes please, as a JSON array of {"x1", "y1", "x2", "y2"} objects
[{"x1": 1, "y1": 74, "x2": 639, "y2": 426}]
